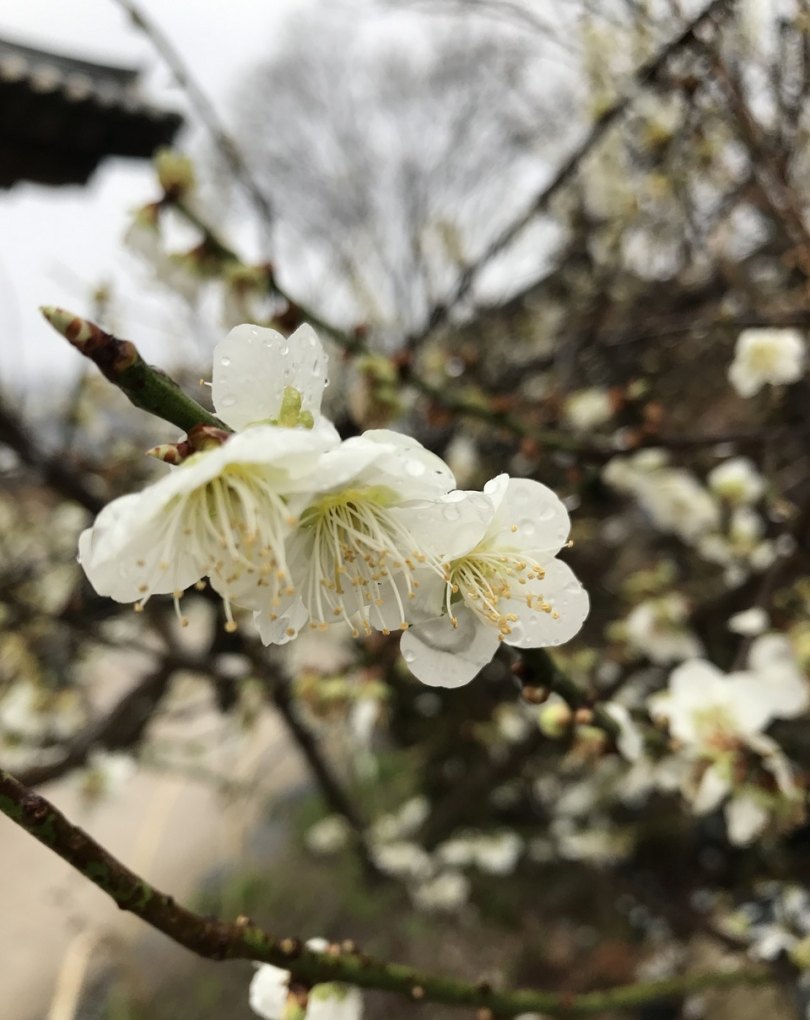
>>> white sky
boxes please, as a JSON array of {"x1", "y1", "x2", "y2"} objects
[{"x1": 0, "y1": 0, "x2": 303, "y2": 388}]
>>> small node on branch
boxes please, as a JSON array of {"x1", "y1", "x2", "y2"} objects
[
  {"x1": 410, "y1": 985, "x2": 425, "y2": 1000},
  {"x1": 280, "y1": 937, "x2": 302, "y2": 958},
  {"x1": 521, "y1": 685, "x2": 549, "y2": 704}
]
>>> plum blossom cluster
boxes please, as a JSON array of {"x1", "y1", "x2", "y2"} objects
[
  {"x1": 603, "y1": 451, "x2": 780, "y2": 585},
  {"x1": 306, "y1": 795, "x2": 524, "y2": 914},
  {"x1": 78, "y1": 324, "x2": 589, "y2": 687}
]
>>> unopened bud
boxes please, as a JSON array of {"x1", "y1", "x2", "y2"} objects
[
  {"x1": 155, "y1": 148, "x2": 195, "y2": 198},
  {"x1": 538, "y1": 702, "x2": 573, "y2": 738}
]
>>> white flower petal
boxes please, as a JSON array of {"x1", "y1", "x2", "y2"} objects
[
  {"x1": 726, "y1": 793, "x2": 769, "y2": 846},
  {"x1": 307, "y1": 985, "x2": 364, "y2": 1020},
  {"x1": 486, "y1": 476, "x2": 572, "y2": 556},
  {"x1": 401, "y1": 606, "x2": 501, "y2": 687},
  {"x1": 693, "y1": 763, "x2": 731, "y2": 814},
  {"x1": 249, "y1": 964, "x2": 290, "y2": 1020},
  {"x1": 502, "y1": 559, "x2": 590, "y2": 649},
  {"x1": 213, "y1": 322, "x2": 328, "y2": 430}
]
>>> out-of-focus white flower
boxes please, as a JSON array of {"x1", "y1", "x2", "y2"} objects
[
  {"x1": 602, "y1": 703, "x2": 644, "y2": 762},
  {"x1": 79, "y1": 324, "x2": 338, "y2": 640},
  {"x1": 624, "y1": 594, "x2": 703, "y2": 664},
  {"x1": 471, "y1": 831, "x2": 524, "y2": 875},
  {"x1": 82, "y1": 750, "x2": 137, "y2": 799},
  {"x1": 410, "y1": 870, "x2": 469, "y2": 912},
  {"x1": 728, "y1": 607, "x2": 769, "y2": 636},
  {"x1": 726, "y1": 792, "x2": 769, "y2": 846},
  {"x1": 436, "y1": 830, "x2": 523, "y2": 874},
  {"x1": 748, "y1": 633, "x2": 809, "y2": 718},
  {"x1": 349, "y1": 697, "x2": 380, "y2": 750},
  {"x1": 286, "y1": 431, "x2": 454, "y2": 639},
  {"x1": 725, "y1": 884, "x2": 810, "y2": 968},
  {"x1": 697, "y1": 507, "x2": 776, "y2": 583},
  {"x1": 401, "y1": 475, "x2": 589, "y2": 688},
  {"x1": 372, "y1": 840, "x2": 433, "y2": 880},
  {"x1": 563, "y1": 388, "x2": 614, "y2": 431},
  {"x1": 307, "y1": 985, "x2": 364, "y2": 1020},
  {"x1": 603, "y1": 453, "x2": 720, "y2": 545},
  {"x1": 305, "y1": 815, "x2": 352, "y2": 855},
  {"x1": 0, "y1": 680, "x2": 84, "y2": 742},
  {"x1": 708, "y1": 457, "x2": 766, "y2": 505},
  {"x1": 444, "y1": 433, "x2": 479, "y2": 487},
  {"x1": 370, "y1": 796, "x2": 430, "y2": 843},
  {"x1": 651, "y1": 657, "x2": 805, "y2": 752},
  {"x1": 249, "y1": 962, "x2": 289, "y2": 1019},
  {"x1": 495, "y1": 704, "x2": 534, "y2": 744},
  {"x1": 728, "y1": 328, "x2": 805, "y2": 397},
  {"x1": 649, "y1": 649, "x2": 807, "y2": 843},
  {"x1": 249, "y1": 940, "x2": 363, "y2": 1020}
]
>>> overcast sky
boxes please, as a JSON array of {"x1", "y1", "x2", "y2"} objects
[{"x1": 0, "y1": 0, "x2": 303, "y2": 388}]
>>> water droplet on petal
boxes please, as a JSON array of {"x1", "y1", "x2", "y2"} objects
[
  {"x1": 442, "y1": 505, "x2": 461, "y2": 521},
  {"x1": 220, "y1": 356, "x2": 231, "y2": 367},
  {"x1": 519, "y1": 519, "x2": 536, "y2": 537},
  {"x1": 405, "y1": 459, "x2": 426, "y2": 477},
  {"x1": 538, "y1": 505, "x2": 557, "y2": 522},
  {"x1": 403, "y1": 648, "x2": 416, "y2": 663},
  {"x1": 280, "y1": 345, "x2": 289, "y2": 356}
]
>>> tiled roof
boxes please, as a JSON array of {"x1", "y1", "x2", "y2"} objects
[{"x1": 0, "y1": 34, "x2": 182, "y2": 187}]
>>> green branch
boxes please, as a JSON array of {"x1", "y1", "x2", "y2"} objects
[
  {"x1": 40, "y1": 307, "x2": 228, "y2": 435},
  {"x1": 0, "y1": 768, "x2": 773, "y2": 1017}
]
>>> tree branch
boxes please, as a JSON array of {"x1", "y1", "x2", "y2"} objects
[
  {"x1": 40, "y1": 307, "x2": 227, "y2": 435},
  {"x1": 405, "y1": 0, "x2": 735, "y2": 345},
  {"x1": 0, "y1": 768, "x2": 774, "y2": 1016}
]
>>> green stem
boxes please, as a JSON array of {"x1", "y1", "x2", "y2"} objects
[
  {"x1": 0, "y1": 768, "x2": 773, "y2": 1017},
  {"x1": 40, "y1": 307, "x2": 228, "y2": 435}
]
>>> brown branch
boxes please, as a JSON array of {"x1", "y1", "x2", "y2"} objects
[{"x1": 0, "y1": 768, "x2": 775, "y2": 1017}]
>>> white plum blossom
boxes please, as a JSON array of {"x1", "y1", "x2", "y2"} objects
[
  {"x1": 436, "y1": 830, "x2": 523, "y2": 875},
  {"x1": 708, "y1": 457, "x2": 766, "y2": 505},
  {"x1": 281, "y1": 431, "x2": 455, "y2": 640},
  {"x1": 649, "y1": 649, "x2": 808, "y2": 844},
  {"x1": 728, "y1": 328, "x2": 805, "y2": 397},
  {"x1": 400, "y1": 475, "x2": 589, "y2": 687},
  {"x1": 602, "y1": 702, "x2": 644, "y2": 762},
  {"x1": 371, "y1": 840, "x2": 433, "y2": 880},
  {"x1": 370, "y1": 796, "x2": 430, "y2": 844},
  {"x1": 563, "y1": 388, "x2": 614, "y2": 431},
  {"x1": 603, "y1": 452, "x2": 720, "y2": 545},
  {"x1": 79, "y1": 324, "x2": 337, "y2": 637},
  {"x1": 305, "y1": 814, "x2": 352, "y2": 855},
  {"x1": 0, "y1": 679, "x2": 84, "y2": 743},
  {"x1": 748, "y1": 633, "x2": 810, "y2": 718},
  {"x1": 697, "y1": 506, "x2": 776, "y2": 583},
  {"x1": 410, "y1": 870, "x2": 470, "y2": 913},
  {"x1": 249, "y1": 940, "x2": 363, "y2": 1020},
  {"x1": 212, "y1": 323, "x2": 329, "y2": 433},
  {"x1": 624, "y1": 593, "x2": 703, "y2": 665},
  {"x1": 728, "y1": 607, "x2": 769, "y2": 636}
]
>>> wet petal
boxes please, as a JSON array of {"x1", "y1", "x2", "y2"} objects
[
  {"x1": 212, "y1": 322, "x2": 328, "y2": 430},
  {"x1": 401, "y1": 606, "x2": 500, "y2": 687}
]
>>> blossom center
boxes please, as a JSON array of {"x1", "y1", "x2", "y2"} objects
[
  {"x1": 446, "y1": 546, "x2": 552, "y2": 638},
  {"x1": 152, "y1": 464, "x2": 295, "y2": 627},
  {"x1": 298, "y1": 485, "x2": 429, "y2": 635}
]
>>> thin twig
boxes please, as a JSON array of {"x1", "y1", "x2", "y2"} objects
[{"x1": 112, "y1": 0, "x2": 276, "y2": 236}]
